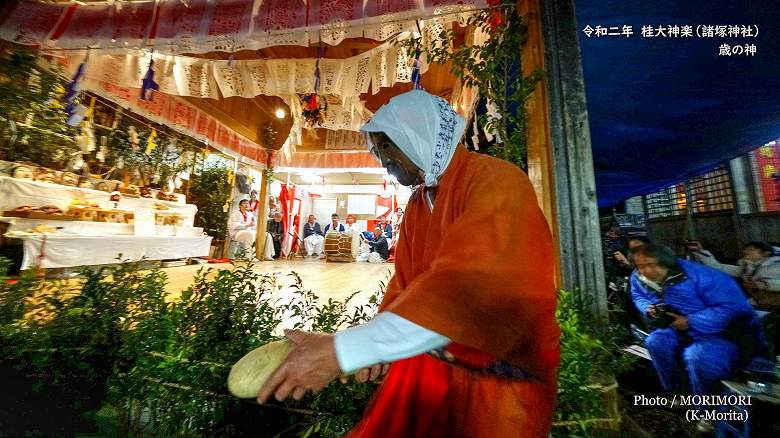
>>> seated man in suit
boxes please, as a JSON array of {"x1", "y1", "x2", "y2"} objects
[
  {"x1": 376, "y1": 217, "x2": 393, "y2": 247},
  {"x1": 303, "y1": 215, "x2": 325, "y2": 257},
  {"x1": 357, "y1": 227, "x2": 390, "y2": 263},
  {"x1": 267, "y1": 212, "x2": 285, "y2": 259}
]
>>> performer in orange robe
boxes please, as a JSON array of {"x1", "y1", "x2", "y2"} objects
[
  {"x1": 257, "y1": 90, "x2": 559, "y2": 437},
  {"x1": 347, "y1": 149, "x2": 559, "y2": 438}
]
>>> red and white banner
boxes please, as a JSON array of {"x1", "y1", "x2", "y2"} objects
[
  {"x1": 90, "y1": 80, "x2": 268, "y2": 166},
  {"x1": 0, "y1": 0, "x2": 485, "y2": 54}
]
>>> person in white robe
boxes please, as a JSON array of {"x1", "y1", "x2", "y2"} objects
[{"x1": 228, "y1": 199, "x2": 275, "y2": 260}]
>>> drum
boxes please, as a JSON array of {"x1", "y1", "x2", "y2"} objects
[{"x1": 324, "y1": 231, "x2": 359, "y2": 262}]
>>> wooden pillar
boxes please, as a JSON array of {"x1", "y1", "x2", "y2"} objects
[
  {"x1": 222, "y1": 159, "x2": 238, "y2": 258},
  {"x1": 255, "y1": 169, "x2": 270, "y2": 260},
  {"x1": 530, "y1": 0, "x2": 607, "y2": 318},
  {"x1": 519, "y1": 0, "x2": 561, "y2": 286}
]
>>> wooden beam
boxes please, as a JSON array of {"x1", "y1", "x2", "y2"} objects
[
  {"x1": 538, "y1": 0, "x2": 608, "y2": 318},
  {"x1": 183, "y1": 96, "x2": 260, "y2": 144}
]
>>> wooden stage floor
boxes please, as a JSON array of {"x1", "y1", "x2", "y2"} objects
[{"x1": 162, "y1": 258, "x2": 395, "y2": 306}]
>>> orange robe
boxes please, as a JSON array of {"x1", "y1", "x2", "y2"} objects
[{"x1": 347, "y1": 147, "x2": 560, "y2": 438}]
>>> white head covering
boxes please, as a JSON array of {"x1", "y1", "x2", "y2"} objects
[{"x1": 360, "y1": 89, "x2": 466, "y2": 187}]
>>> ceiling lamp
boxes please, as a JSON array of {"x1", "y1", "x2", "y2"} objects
[{"x1": 275, "y1": 108, "x2": 286, "y2": 119}]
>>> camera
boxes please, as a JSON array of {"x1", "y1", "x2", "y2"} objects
[
  {"x1": 649, "y1": 303, "x2": 677, "y2": 329},
  {"x1": 684, "y1": 240, "x2": 700, "y2": 251}
]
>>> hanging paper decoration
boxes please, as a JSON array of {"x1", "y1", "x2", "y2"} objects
[
  {"x1": 76, "y1": 123, "x2": 96, "y2": 153},
  {"x1": 71, "y1": 155, "x2": 84, "y2": 171},
  {"x1": 97, "y1": 145, "x2": 108, "y2": 163},
  {"x1": 64, "y1": 55, "x2": 87, "y2": 126},
  {"x1": 470, "y1": 112, "x2": 481, "y2": 151},
  {"x1": 410, "y1": 21, "x2": 424, "y2": 90},
  {"x1": 145, "y1": 128, "x2": 158, "y2": 154},
  {"x1": 140, "y1": 56, "x2": 159, "y2": 101},
  {"x1": 112, "y1": 108, "x2": 122, "y2": 129},
  {"x1": 410, "y1": 46, "x2": 423, "y2": 90},
  {"x1": 484, "y1": 99, "x2": 502, "y2": 143},
  {"x1": 28, "y1": 69, "x2": 41, "y2": 92},
  {"x1": 128, "y1": 125, "x2": 140, "y2": 152},
  {"x1": 300, "y1": 47, "x2": 328, "y2": 128}
]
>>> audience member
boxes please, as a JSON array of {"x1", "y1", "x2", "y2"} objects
[
  {"x1": 377, "y1": 217, "x2": 393, "y2": 246},
  {"x1": 267, "y1": 212, "x2": 285, "y2": 259},
  {"x1": 629, "y1": 244, "x2": 765, "y2": 431},
  {"x1": 357, "y1": 227, "x2": 390, "y2": 263},
  {"x1": 228, "y1": 199, "x2": 257, "y2": 259},
  {"x1": 303, "y1": 214, "x2": 325, "y2": 257},
  {"x1": 323, "y1": 213, "x2": 346, "y2": 234},
  {"x1": 613, "y1": 235, "x2": 651, "y2": 269},
  {"x1": 690, "y1": 240, "x2": 780, "y2": 357},
  {"x1": 689, "y1": 241, "x2": 780, "y2": 295},
  {"x1": 602, "y1": 222, "x2": 627, "y2": 277},
  {"x1": 248, "y1": 190, "x2": 259, "y2": 213},
  {"x1": 345, "y1": 215, "x2": 362, "y2": 234}
]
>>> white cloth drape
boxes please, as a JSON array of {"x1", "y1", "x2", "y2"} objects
[{"x1": 16, "y1": 234, "x2": 211, "y2": 270}]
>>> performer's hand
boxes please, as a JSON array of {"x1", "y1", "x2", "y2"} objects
[
  {"x1": 256, "y1": 329, "x2": 341, "y2": 404},
  {"x1": 668, "y1": 313, "x2": 689, "y2": 331},
  {"x1": 747, "y1": 278, "x2": 768, "y2": 291},
  {"x1": 646, "y1": 304, "x2": 658, "y2": 318},
  {"x1": 613, "y1": 251, "x2": 630, "y2": 266},
  {"x1": 339, "y1": 363, "x2": 390, "y2": 384}
]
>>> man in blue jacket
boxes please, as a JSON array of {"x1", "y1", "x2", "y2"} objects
[{"x1": 630, "y1": 244, "x2": 764, "y2": 399}]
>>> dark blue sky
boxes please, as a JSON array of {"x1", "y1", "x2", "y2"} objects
[{"x1": 575, "y1": 0, "x2": 780, "y2": 206}]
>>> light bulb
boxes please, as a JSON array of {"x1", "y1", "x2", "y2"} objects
[{"x1": 275, "y1": 108, "x2": 286, "y2": 119}]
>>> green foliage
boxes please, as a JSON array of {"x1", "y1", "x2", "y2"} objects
[
  {"x1": 0, "y1": 50, "x2": 80, "y2": 168},
  {"x1": 3, "y1": 259, "x2": 169, "y2": 386},
  {"x1": 401, "y1": 1, "x2": 542, "y2": 168},
  {"x1": 114, "y1": 265, "x2": 385, "y2": 437},
  {"x1": 102, "y1": 115, "x2": 197, "y2": 187},
  {"x1": 0, "y1": 257, "x2": 39, "y2": 342},
  {"x1": 0, "y1": 260, "x2": 389, "y2": 437},
  {"x1": 188, "y1": 164, "x2": 233, "y2": 239},
  {"x1": 553, "y1": 289, "x2": 635, "y2": 437}
]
